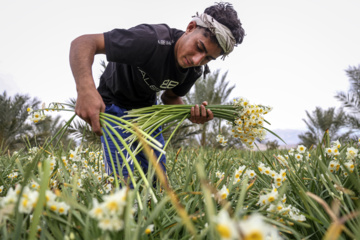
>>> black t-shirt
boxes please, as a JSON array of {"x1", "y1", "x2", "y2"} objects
[{"x1": 97, "y1": 24, "x2": 203, "y2": 109}]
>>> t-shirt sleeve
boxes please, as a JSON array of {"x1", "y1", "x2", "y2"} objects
[
  {"x1": 104, "y1": 25, "x2": 157, "y2": 66},
  {"x1": 171, "y1": 71, "x2": 202, "y2": 97}
]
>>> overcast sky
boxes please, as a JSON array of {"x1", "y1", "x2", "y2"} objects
[{"x1": 1, "y1": 0, "x2": 359, "y2": 131}]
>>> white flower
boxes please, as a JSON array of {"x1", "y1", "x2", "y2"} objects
[
  {"x1": 45, "y1": 190, "x2": 57, "y2": 203},
  {"x1": 289, "y1": 206, "x2": 306, "y2": 222},
  {"x1": 245, "y1": 169, "x2": 256, "y2": 179},
  {"x1": 238, "y1": 214, "x2": 280, "y2": 240},
  {"x1": 343, "y1": 161, "x2": 355, "y2": 173},
  {"x1": 257, "y1": 194, "x2": 269, "y2": 206},
  {"x1": 294, "y1": 153, "x2": 303, "y2": 161},
  {"x1": 258, "y1": 163, "x2": 266, "y2": 174},
  {"x1": 297, "y1": 145, "x2": 306, "y2": 153},
  {"x1": 213, "y1": 210, "x2": 238, "y2": 240},
  {"x1": 217, "y1": 185, "x2": 230, "y2": 200},
  {"x1": 328, "y1": 160, "x2": 339, "y2": 173},
  {"x1": 331, "y1": 140, "x2": 341, "y2": 149},
  {"x1": 19, "y1": 187, "x2": 38, "y2": 214},
  {"x1": 57, "y1": 202, "x2": 70, "y2": 215},
  {"x1": 104, "y1": 183, "x2": 112, "y2": 193},
  {"x1": 98, "y1": 217, "x2": 124, "y2": 231},
  {"x1": 144, "y1": 224, "x2": 154, "y2": 234},
  {"x1": 276, "y1": 155, "x2": 287, "y2": 166},
  {"x1": 216, "y1": 171, "x2": 225, "y2": 179},
  {"x1": 89, "y1": 199, "x2": 104, "y2": 220},
  {"x1": 102, "y1": 189, "x2": 127, "y2": 216},
  {"x1": 235, "y1": 165, "x2": 246, "y2": 178},
  {"x1": 346, "y1": 147, "x2": 358, "y2": 160}
]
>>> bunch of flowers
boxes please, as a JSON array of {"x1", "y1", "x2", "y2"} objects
[
  {"x1": 124, "y1": 97, "x2": 274, "y2": 149},
  {"x1": 325, "y1": 140, "x2": 341, "y2": 157},
  {"x1": 288, "y1": 145, "x2": 310, "y2": 162},
  {"x1": 258, "y1": 163, "x2": 287, "y2": 187},
  {"x1": 89, "y1": 188, "x2": 128, "y2": 231},
  {"x1": 27, "y1": 102, "x2": 66, "y2": 123},
  {"x1": 212, "y1": 210, "x2": 282, "y2": 240},
  {"x1": 216, "y1": 134, "x2": 228, "y2": 147},
  {"x1": 0, "y1": 184, "x2": 70, "y2": 215}
]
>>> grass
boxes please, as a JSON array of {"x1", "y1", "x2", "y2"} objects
[{"x1": 0, "y1": 130, "x2": 359, "y2": 239}]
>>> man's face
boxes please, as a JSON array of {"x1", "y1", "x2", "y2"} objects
[{"x1": 175, "y1": 21, "x2": 222, "y2": 69}]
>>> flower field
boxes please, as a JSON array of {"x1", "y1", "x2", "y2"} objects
[
  {"x1": 1, "y1": 131, "x2": 360, "y2": 239},
  {"x1": 1, "y1": 100, "x2": 360, "y2": 240}
]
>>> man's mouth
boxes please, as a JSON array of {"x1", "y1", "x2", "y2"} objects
[{"x1": 183, "y1": 57, "x2": 190, "y2": 67}]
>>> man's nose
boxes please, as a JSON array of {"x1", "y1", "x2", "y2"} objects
[{"x1": 192, "y1": 53, "x2": 206, "y2": 66}]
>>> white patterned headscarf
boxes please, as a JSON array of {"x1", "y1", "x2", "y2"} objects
[{"x1": 192, "y1": 13, "x2": 236, "y2": 59}]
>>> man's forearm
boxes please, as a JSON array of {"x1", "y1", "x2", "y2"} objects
[
  {"x1": 161, "y1": 91, "x2": 184, "y2": 105},
  {"x1": 69, "y1": 36, "x2": 98, "y2": 91},
  {"x1": 69, "y1": 34, "x2": 105, "y2": 92}
]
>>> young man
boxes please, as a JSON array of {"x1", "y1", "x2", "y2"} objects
[{"x1": 69, "y1": 2, "x2": 245, "y2": 185}]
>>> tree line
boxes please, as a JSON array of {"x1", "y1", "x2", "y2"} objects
[{"x1": 1, "y1": 64, "x2": 359, "y2": 153}]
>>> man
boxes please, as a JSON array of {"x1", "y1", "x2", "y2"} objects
[{"x1": 69, "y1": 2, "x2": 245, "y2": 185}]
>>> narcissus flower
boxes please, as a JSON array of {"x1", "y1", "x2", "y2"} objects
[
  {"x1": 144, "y1": 224, "x2": 154, "y2": 234},
  {"x1": 238, "y1": 214, "x2": 281, "y2": 240},
  {"x1": 346, "y1": 147, "x2": 358, "y2": 160},
  {"x1": 217, "y1": 185, "x2": 230, "y2": 200},
  {"x1": 297, "y1": 145, "x2": 306, "y2": 153},
  {"x1": 213, "y1": 210, "x2": 238, "y2": 240}
]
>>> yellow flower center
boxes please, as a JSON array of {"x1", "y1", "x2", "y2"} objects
[
  {"x1": 216, "y1": 224, "x2": 231, "y2": 238},
  {"x1": 22, "y1": 199, "x2": 29, "y2": 207},
  {"x1": 145, "y1": 228, "x2": 152, "y2": 234},
  {"x1": 244, "y1": 231, "x2": 264, "y2": 240},
  {"x1": 106, "y1": 201, "x2": 118, "y2": 211}
]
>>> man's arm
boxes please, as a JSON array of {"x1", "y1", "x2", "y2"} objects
[
  {"x1": 69, "y1": 34, "x2": 106, "y2": 136},
  {"x1": 161, "y1": 90, "x2": 213, "y2": 124}
]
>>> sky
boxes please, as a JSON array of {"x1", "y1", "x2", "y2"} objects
[{"x1": 1, "y1": 0, "x2": 360, "y2": 132}]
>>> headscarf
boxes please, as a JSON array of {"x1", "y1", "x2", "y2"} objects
[{"x1": 192, "y1": 13, "x2": 236, "y2": 58}]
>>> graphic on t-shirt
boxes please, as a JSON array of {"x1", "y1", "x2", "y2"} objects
[
  {"x1": 157, "y1": 39, "x2": 174, "y2": 46},
  {"x1": 138, "y1": 68, "x2": 161, "y2": 92},
  {"x1": 138, "y1": 67, "x2": 179, "y2": 91},
  {"x1": 160, "y1": 80, "x2": 179, "y2": 89}
]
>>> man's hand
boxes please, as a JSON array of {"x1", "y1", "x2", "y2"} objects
[
  {"x1": 70, "y1": 34, "x2": 106, "y2": 136},
  {"x1": 75, "y1": 87, "x2": 105, "y2": 136},
  {"x1": 189, "y1": 101, "x2": 214, "y2": 124}
]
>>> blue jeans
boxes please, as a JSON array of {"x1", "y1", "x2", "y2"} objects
[{"x1": 101, "y1": 104, "x2": 166, "y2": 187}]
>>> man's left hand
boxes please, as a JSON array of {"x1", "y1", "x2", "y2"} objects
[{"x1": 189, "y1": 101, "x2": 214, "y2": 124}]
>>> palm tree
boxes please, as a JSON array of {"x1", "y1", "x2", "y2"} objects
[
  {"x1": 184, "y1": 69, "x2": 235, "y2": 146},
  {"x1": 298, "y1": 107, "x2": 352, "y2": 147},
  {"x1": 335, "y1": 65, "x2": 360, "y2": 133},
  {"x1": 0, "y1": 91, "x2": 40, "y2": 153},
  {"x1": 25, "y1": 115, "x2": 76, "y2": 150}
]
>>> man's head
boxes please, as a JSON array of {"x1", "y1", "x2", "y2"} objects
[{"x1": 175, "y1": 2, "x2": 245, "y2": 69}]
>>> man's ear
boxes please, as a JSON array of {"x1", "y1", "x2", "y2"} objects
[{"x1": 185, "y1": 21, "x2": 197, "y2": 33}]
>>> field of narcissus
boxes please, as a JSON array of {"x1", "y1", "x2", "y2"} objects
[
  {"x1": 1, "y1": 133, "x2": 360, "y2": 239},
  {"x1": 1, "y1": 100, "x2": 360, "y2": 239}
]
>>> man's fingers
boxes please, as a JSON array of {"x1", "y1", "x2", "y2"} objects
[
  {"x1": 189, "y1": 103, "x2": 213, "y2": 124},
  {"x1": 207, "y1": 109, "x2": 214, "y2": 121},
  {"x1": 89, "y1": 113, "x2": 102, "y2": 136},
  {"x1": 200, "y1": 105, "x2": 207, "y2": 124}
]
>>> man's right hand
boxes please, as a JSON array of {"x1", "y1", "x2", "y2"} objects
[
  {"x1": 70, "y1": 34, "x2": 106, "y2": 136},
  {"x1": 75, "y1": 87, "x2": 105, "y2": 136}
]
